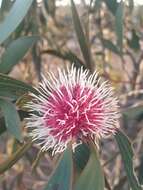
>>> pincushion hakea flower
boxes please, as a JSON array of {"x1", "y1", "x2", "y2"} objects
[{"x1": 26, "y1": 65, "x2": 120, "y2": 154}]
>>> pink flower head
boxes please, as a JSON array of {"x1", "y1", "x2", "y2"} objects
[{"x1": 26, "y1": 65, "x2": 120, "y2": 154}]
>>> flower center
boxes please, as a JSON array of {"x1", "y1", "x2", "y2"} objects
[{"x1": 43, "y1": 84, "x2": 104, "y2": 142}]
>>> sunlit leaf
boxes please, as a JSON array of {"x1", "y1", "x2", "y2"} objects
[
  {"x1": 0, "y1": 98, "x2": 22, "y2": 141},
  {"x1": 0, "y1": 0, "x2": 3, "y2": 9},
  {"x1": 115, "y1": 130, "x2": 142, "y2": 190},
  {"x1": 44, "y1": 148, "x2": 73, "y2": 190},
  {"x1": 0, "y1": 36, "x2": 39, "y2": 74},
  {"x1": 0, "y1": 0, "x2": 34, "y2": 44}
]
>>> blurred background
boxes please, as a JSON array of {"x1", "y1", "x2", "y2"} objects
[{"x1": 0, "y1": 0, "x2": 143, "y2": 189}]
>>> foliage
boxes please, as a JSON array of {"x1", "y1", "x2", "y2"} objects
[{"x1": 0, "y1": 0, "x2": 143, "y2": 189}]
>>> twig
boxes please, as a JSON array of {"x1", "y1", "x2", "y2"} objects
[{"x1": 0, "y1": 140, "x2": 33, "y2": 174}]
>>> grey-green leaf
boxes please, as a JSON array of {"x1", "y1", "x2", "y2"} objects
[
  {"x1": 44, "y1": 148, "x2": 73, "y2": 190},
  {"x1": 115, "y1": 130, "x2": 142, "y2": 190},
  {"x1": 0, "y1": 36, "x2": 39, "y2": 74},
  {"x1": 0, "y1": 73, "x2": 38, "y2": 99},
  {"x1": 92, "y1": 0, "x2": 102, "y2": 13},
  {"x1": 43, "y1": 49, "x2": 85, "y2": 69},
  {"x1": 0, "y1": 0, "x2": 34, "y2": 44},
  {"x1": 73, "y1": 143, "x2": 90, "y2": 172},
  {"x1": 75, "y1": 148, "x2": 105, "y2": 190},
  {"x1": 71, "y1": 0, "x2": 92, "y2": 71},
  {"x1": 102, "y1": 39, "x2": 120, "y2": 55},
  {"x1": 0, "y1": 98, "x2": 22, "y2": 141},
  {"x1": 115, "y1": 1, "x2": 123, "y2": 53},
  {"x1": 123, "y1": 105, "x2": 143, "y2": 119},
  {"x1": 103, "y1": 0, "x2": 119, "y2": 15}
]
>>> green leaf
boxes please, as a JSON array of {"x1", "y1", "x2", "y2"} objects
[
  {"x1": 73, "y1": 143, "x2": 90, "y2": 172},
  {"x1": 75, "y1": 147, "x2": 105, "y2": 190},
  {"x1": 115, "y1": 1, "x2": 123, "y2": 53},
  {"x1": 103, "y1": 0, "x2": 119, "y2": 15},
  {"x1": 123, "y1": 105, "x2": 143, "y2": 119},
  {"x1": 115, "y1": 130, "x2": 142, "y2": 190},
  {"x1": 138, "y1": 155, "x2": 143, "y2": 184},
  {"x1": 0, "y1": 36, "x2": 39, "y2": 74},
  {"x1": 0, "y1": 98, "x2": 22, "y2": 141},
  {"x1": 0, "y1": 116, "x2": 6, "y2": 135},
  {"x1": 0, "y1": 73, "x2": 38, "y2": 99},
  {"x1": 71, "y1": 0, "x2": 92, "y2": 71},
  {"x1": 43, "y1": 49, "x2": 85, "y2": 69},
  {"x1": 127, "y1": 30, "x2": 140, "y2": 51},
  {"x1": 93, "y1": 0, "x2": 102, "y2": 12},
  {"x1": 44, "y1": 148, "x2": 73, "y2": 190},
  {"x1": 0, "y1": 0, "x2": 34, "y2": 44},
  {"x1": 0, "y1": 110, "x2": 29, "y2": 136},
  {"x1": 102, "y1": 39, "x2": 120, "y2": 55}
]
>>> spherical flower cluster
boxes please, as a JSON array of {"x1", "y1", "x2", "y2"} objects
[{"x1": 26, "y1": 65, "x2": 120, "y2": 154}]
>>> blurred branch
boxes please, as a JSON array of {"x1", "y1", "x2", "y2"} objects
[
  {"x1": 105, "y1": 175, "x2": 112, "y2": 190},
  {"x1": 0, "y1": 140, "x2": 33, "y2": 174},
  {"x1": 103, "y1": 152, "x2": 119, "y2": 167},
  {"x1": 101, "y1": 71, "x2": 142, "y2": 85},
  {"x1": 32, "y1": 43, "x2": 42, "y2": 81},
  {"x1": 32, "y1": 150, "x2": 44, "y2": 172}
]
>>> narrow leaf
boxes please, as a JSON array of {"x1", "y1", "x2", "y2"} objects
[
  {"x1": 115, "y1": 1, "x2": 123, "y2": 53},
  {"x1": 0, "y1": 73, "x2": 38, "y2": 99},
  {"x1": 0, "y1": 110, "x2": 29, "y2": 136},
  {"x1": 71, "y1": 0, "x2": 92, "y2": 71},
  {"x1": 44, "y1": 148, "x2": 73, "y2": 190},
  {"x1": 0, "y1": 36, "x2": 39, "y2": 74},
  {"x1": 93, "y1": 0, "x2": 102, "y2": 12},
  {"x1": 123, "y1": 105, "x2": 143, "y2": 119},
  {"x1": 102, "y1": 39, "x2": 120, "y2": 55},
  {"x1": 73, "y1": 143, "x2": 90, "y2": 172},
  {"x1": 75, "y1": 147, "x2": 105, "y2": 190},
  {"x1": 103, "y1": 0, "x2": 119, "y2": 15},
  {"x1": 127, "y1": 29, "x2": 140, "y2": 51},
  {"x1": 42, "y1": 49, "x2": 85, "y2": 69},
  {"x1": 115, "y1": 130, "x2": 142, "y2": 190},
  {"x1": 0, "y1": 0, "x2": 34, "y2": 44},
  {"x1": 0, "y1": 98, "x2": 22, "y2": 141}
]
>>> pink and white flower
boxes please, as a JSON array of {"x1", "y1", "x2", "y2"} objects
[{"x1": 26, "y1": 65, "x2": 120, "y2": 154}]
